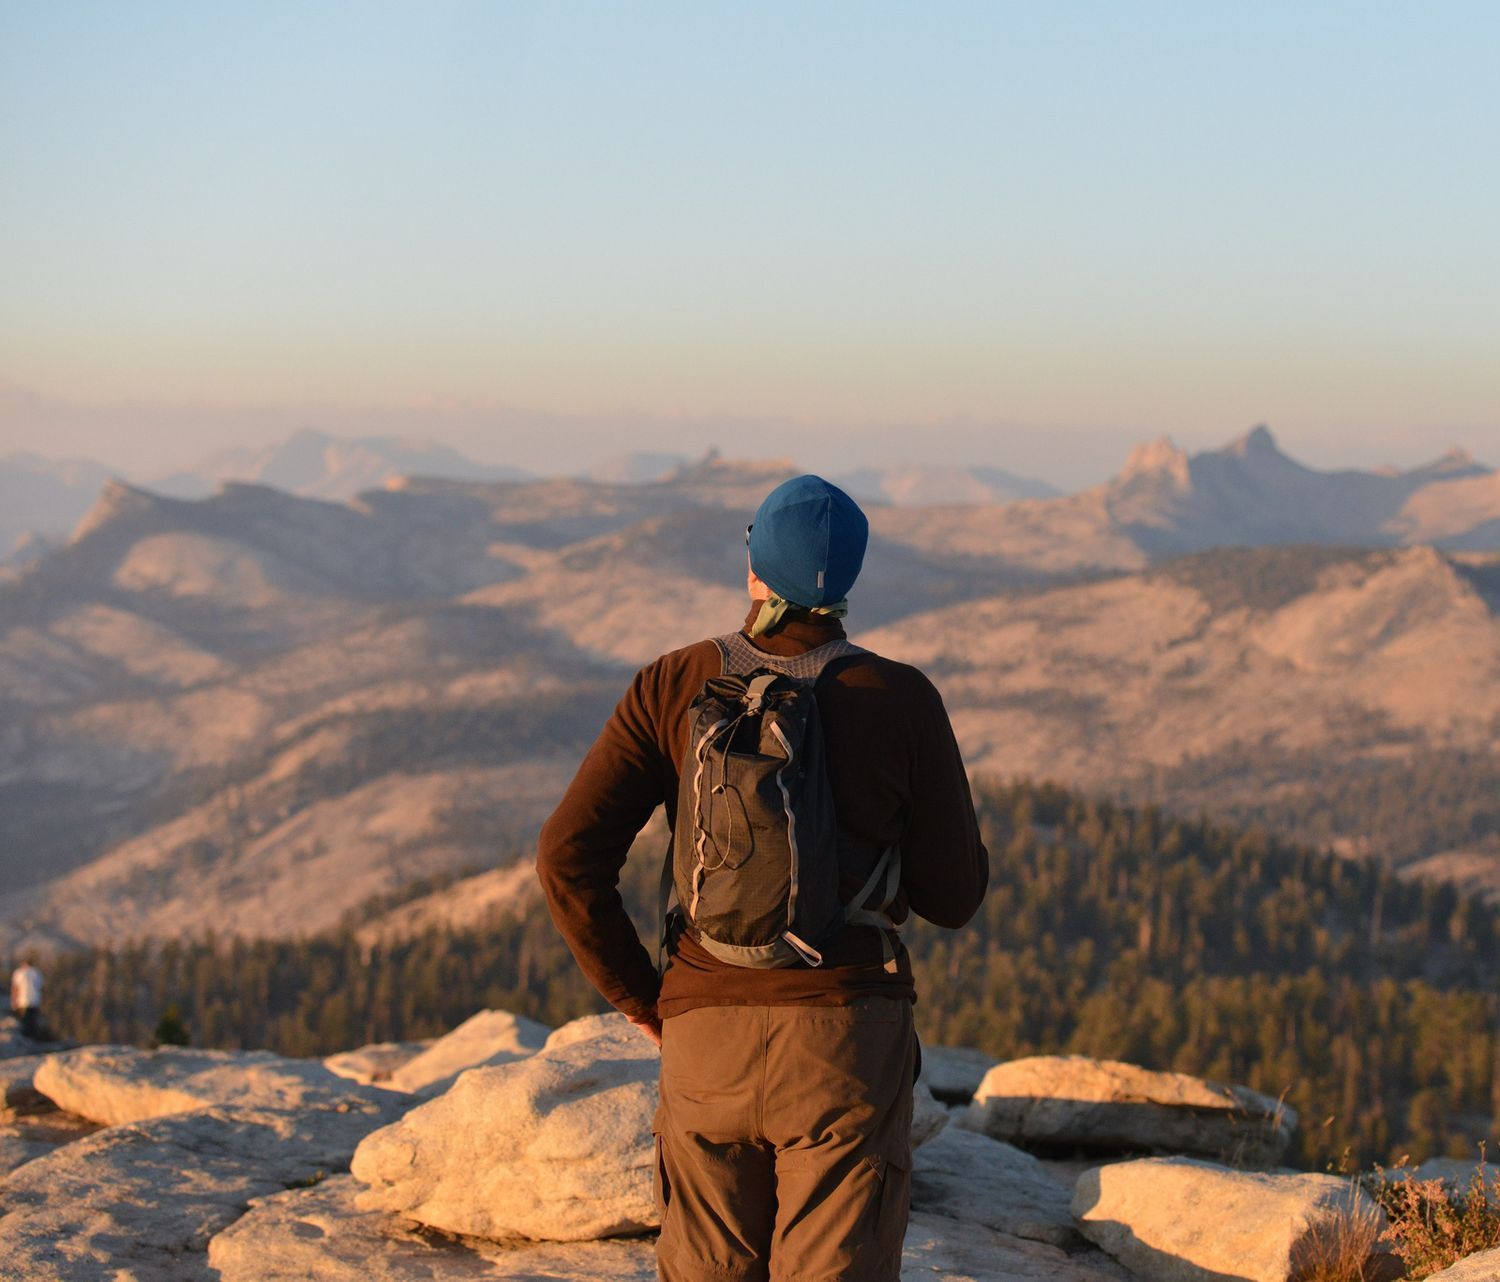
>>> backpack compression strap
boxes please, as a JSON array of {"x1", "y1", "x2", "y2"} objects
[
  {"x1": 843, "y1": 845, "x2": 903, "y2": 974},
  {"x1": 657, "y1": 710, "x2": 734, "y2": 977}
]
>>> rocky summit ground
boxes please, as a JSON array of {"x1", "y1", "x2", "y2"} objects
[{"x1": 3, "y1": 1008, "x2": 1495, "y2": 1281}]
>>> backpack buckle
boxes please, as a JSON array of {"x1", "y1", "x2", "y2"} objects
[{"x1": 743, "y1": 671, "x2": 778, "y2": 715}]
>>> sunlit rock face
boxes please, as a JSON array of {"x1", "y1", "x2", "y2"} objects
[
  {"x1": 351, "y1": 1014, "x2": 662, "y2": 1242},
  {"x1": 0, "y1": 1103, "x2": 399, "y2": 1282},
  {"x1": 1425, "y1": 1248, "x2": 1500, "y2": 1281},
  {"x1": 385, "y1": 1008, "x2": 552, "y2": 1096},
  {"x1": 900, "y1": 1211, "x2": 1133, "y2": 1281},
  {"x1": 210, "y1": 1174, "x2": 660, "y2": 1282},
  {"x1": 352, "y1": 1010, "x2": 959, "y2": 1245},
  {"x1": 33, "y1": 1043, "x2": 409, "y2": 1127},
  {"x1": 0, "y1": 1007, "x2": 1424, "y2": 1282},
  {"x1": 958, "y1": 1054, "x2": 1297, "y2": 1166},
  {"x1": 210, "y1": 1177, "x2": 1134, "y2": 1282},
  {"x1": 1072, "y1": 1157, "x2": 1395, "y2": 1282},
  {"x1": 910, "y1": 1125, "x2": 1079, "y2": 1247},
  {"x1": 323, "y1": 1039, "x2": 433, "y2": 1087}
]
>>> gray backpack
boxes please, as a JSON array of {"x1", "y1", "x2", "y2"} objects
[{"x1": 659, "y1": 632, "x2": 902, "y2": 971}]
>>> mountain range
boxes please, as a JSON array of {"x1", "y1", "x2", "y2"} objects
[
  {"x1": 3, "y1": 426, "x2": 1500, "y2": 952},
  {"x1": 1103, "y1": 426, "x2": 1497, "y2": 553},
  {"x1": 0, "y1": 430, "x2": 531, "y2": 558},
  {"x1": 0, "y1": 431, "x2": 1066, "y2": 561},
  {"x1": 145, "y1": 426, "x2": 533, "y2": 501}
]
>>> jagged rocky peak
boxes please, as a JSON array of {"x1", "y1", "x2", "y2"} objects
[
  {"x1": 1407, "y1": 445, "x2": 1491, "y2": 481},
  {"x1": 1119, "y1": 435, "x2": 1191, "y2": 488},
  {"x1": 1222, "y1": 424, "x2": 1281, "y2": 458},
  {"x1": 66, "y1": 477, "x2": 166, "y2": 544}
]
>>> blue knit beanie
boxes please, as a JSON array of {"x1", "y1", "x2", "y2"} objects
[{"x1": 748, "y1": 475, "x2": 868, "y2": 608}]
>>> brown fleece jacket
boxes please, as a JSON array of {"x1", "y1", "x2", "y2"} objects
[{"x1": 536, "y1": 603, "x2": 989, "y2": 1021}]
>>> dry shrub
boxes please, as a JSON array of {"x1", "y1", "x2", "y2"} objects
[
  {"x1": 1296, "y1": 1182, "x2": 1395, "y2": 1282},
  {"x1": 1371, "y1": 1148, "x2": 1500, "y2": 1280},
  {"x1": 1220, "y1": 1087, "x2": 1296, "y2": 1171}
]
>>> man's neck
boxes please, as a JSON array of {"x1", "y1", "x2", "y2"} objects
[{"x1": 739, "y1": 600, "x2": 846, "y2": 653}]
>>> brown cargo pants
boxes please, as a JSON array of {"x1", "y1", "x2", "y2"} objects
[{"x1": 653, "y1": 996, "x2": 916, "y2": 1282}]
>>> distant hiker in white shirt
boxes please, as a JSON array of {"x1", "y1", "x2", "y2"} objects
[{"x1": 10, "y1": 957, "x2": 43, "y2": 1041}]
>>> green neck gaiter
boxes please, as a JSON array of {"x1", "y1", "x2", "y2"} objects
[{"x1": 748, "y1": 594, "x2": 849, "y2": 639}]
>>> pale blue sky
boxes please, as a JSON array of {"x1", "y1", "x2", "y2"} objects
[{"x1": 1, "y1": 1, "x2": 1496, "y2": 483}]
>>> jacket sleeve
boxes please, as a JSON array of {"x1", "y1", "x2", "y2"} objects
[
  {"x1": 900, "y1": 671, "x2": 989, "y2": 928},
  {"x1": 535, "y1": 662, "x2": 667, "y2": 1020}
]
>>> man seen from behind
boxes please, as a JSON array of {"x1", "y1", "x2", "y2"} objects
[{"x1": 537, "y1": 474, "x2": 989, "y2": 1282}]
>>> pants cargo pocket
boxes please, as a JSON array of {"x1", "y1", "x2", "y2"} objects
[{"x1": 802, "y1": 1150, "x2": 908, "y2": 1282}]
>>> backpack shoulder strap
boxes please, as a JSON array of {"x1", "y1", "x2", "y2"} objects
[{"x1": 657, "y1": 835, "x2": 677, "y2": 977}]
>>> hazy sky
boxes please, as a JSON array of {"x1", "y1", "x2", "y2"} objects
[{"x1": 2, "y1": 2, "x2": 1496, "y2": 485}]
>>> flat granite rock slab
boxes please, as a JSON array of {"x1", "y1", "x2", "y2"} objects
[
  {"x1": 355, "y1": 1010, "x2": 951, "y2": 1246},
  {"x1": 0, "y1": 1100, "x2": 406, "y2": 1282},
  {"x1": 34, "y1": 1043, "x2": 412, "y2": 1126},
  {"x1": 1, "y1": 1052, "x2": 102, "y2": 1169},
  {"x1": 210, "y1": 1174, "x2": 658, "y2": 1281},
  {"x1": 901, "y1": 1211, "x2": 1135, "y2": 1281},
  {"x1": 0, "y1": 1124, "x2": 55, "y2": 1177},
  {"x1": 213, "y1": 1180, "x2": 1123, "y2": 1282},
  {"x1": 911, "y1": 1125, "x2": 1079, "y2": 1247},
  {"x1": 1073, "y1": 1156, "x2": 1394, "y2": 1282},
  {"x1": 325, "y1": 1039, "x2": 434, "y2": 1087},
  {"x1": 1428, "y1": 1248, "x2": 1500, "y2": 1281},
  {"x1": 960, "y1": 1054, "x2": 1296, "y2": 1165}
]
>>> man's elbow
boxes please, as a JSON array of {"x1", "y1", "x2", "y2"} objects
[
  {"x1": 909, "y1": 885, "x2": 987, "y2": 930},
  {"x1": 534, "y1": 815, "x2": 571, "y2": 903},
  {"x1": 917, "y1": 898, "x2": 983, "y2": 930}
]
